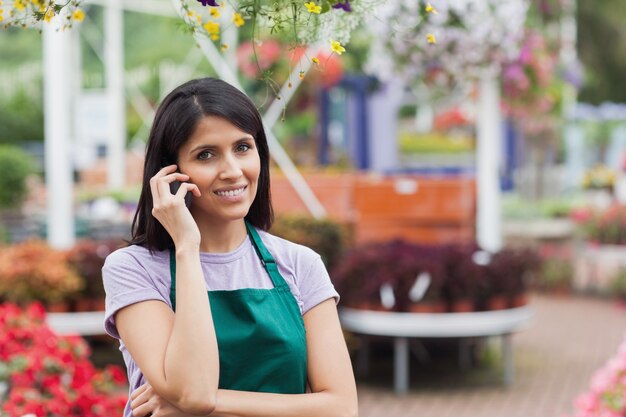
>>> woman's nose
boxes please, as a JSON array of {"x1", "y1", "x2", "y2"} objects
[{"x1": 218, "y1": 154, "x2": 243, "y2": 180}]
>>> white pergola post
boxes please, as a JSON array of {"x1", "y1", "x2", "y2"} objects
[
  {"x1": 105, "y1": 0, "x2": 126, "y2": 188},
  {"x1": 476, "y1": 71, "x2": 503, "y2": 252},
  {"x1": 43, "y1": 23, "x2": 75, "y2": 249}
]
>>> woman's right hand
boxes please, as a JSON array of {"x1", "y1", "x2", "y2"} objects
[{"x1": 150, "y1": 164, "x2": 202, "y2": 250}]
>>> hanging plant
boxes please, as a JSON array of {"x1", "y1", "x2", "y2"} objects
[
  {"x1": 178, "y1": 0, "x2": 394, "y2": 89},
  {"x1": 1, "y1": 0, "x2": 85, "y2": 30},
  {"x1": 366, "y1": 0, "x2": 529, "y2": 100}
]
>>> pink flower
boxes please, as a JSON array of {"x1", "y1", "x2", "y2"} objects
[
  {"x1": 590, "y1": 368, "x2": 618, "y2": 394},
  {"x1": 574, "y1": 392, "x2": 599, "y2": 412}
]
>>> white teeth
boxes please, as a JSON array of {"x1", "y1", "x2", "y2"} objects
[{"x1": 215, "y1": 187, "x2": 245, "y2": 197}]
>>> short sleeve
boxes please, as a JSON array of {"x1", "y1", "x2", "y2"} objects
[
  {"x1": 102, "y1": 248, "x2": 171, "y2": 339},
  {"x1": 298, "y1": 255, "x2": 340, "y2": 315}
]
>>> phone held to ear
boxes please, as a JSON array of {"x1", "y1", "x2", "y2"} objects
[{"x1": 170, "y1": 176, "x2": 193, "y2": 208}]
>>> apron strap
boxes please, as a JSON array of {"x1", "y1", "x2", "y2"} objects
[
  {"x1": 245, "y1": 220, "x2": 287, "y2": 289},
  {"x1": 168, "y1": 221, "x2": 288, "y2": 310}
]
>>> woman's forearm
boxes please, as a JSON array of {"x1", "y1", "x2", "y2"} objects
[
  {"x1": 162, "y1": 247, "x2": 219, "y2": 413},
  {"x1": 212, "y1": 389, "x2": 358, "y2": 417}
]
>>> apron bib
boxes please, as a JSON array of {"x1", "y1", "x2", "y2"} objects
[{"x1": 168, "y1": 221, "x2": 307, "y2": 393}]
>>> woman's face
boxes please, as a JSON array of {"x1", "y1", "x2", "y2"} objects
[{"x1": 176, "y1": 115, "x2": 261, "y2": 225}]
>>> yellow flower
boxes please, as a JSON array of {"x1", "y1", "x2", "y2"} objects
[
  {"x1": 426, "y1": 33, "x2": 436, "y2": 44},
  {"x1": 0, "y1": 12, "x2": 3, "y2": 23},
  {"x1": 209, "y1": 7, "x2": 219, "y2": 18},
  {"x1": 233, "y1": 12, "x2": 244, "y2": 27},
  {"x1": 221, "y1": 43, "x2": 229, "y2": 51},
  {"x1": 330, "y1": 40, "x2": 345, "y2": 55},
  {"x1": 13, "y1": 0, "x2": 24, "y2": 11},
  {"x1": 299, "y1": 71, "x2": 305, "y2": 80},
  {"x1": 210, "y1": 33, "x2": 220, "y2": 41},
  {"x1": 425, "y1": 3, "x2": 437, "y2": 14},
  {"x1": 43, "y1": 8, "x2": 55, "y2": 22},
  {"x1": 312, "y1": 57, "x2": 320, "y2": 64},
  {"x1": 72, "y1": 9, "x2": 85, "y2": 22},
  {"x1": 304, "y1": 2, "x2": 321, "y2": 14},
  {"x1": 204, "y1": 20, "x2": 220, "y2": 35}
]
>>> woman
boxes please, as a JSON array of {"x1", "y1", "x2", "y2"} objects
[{"x1": 102, "y1": 77, "x2": 358, "y2": 417}]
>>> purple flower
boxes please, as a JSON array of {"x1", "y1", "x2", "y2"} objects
[
  {"x1": 332, "y1": 1, "x2": 352, "y2": 12},
  {"x1": 197, "y1": 0, "x2": 219, "y2": 6}
]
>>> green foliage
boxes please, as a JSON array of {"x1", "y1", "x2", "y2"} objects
[
  {"x1": 578, "y1": 0, "x2": 626, "y2": 104},
  {"x1": 0, "y1": 145, "x2": 37, "y2": 210},
  {"x1": 537, "y1": 258, "x2": 573, "y2": 292},
  {"x1": 0, "y1": 89, "x2": 44, "y2": 144},
  {"x1": 609, "y1": 268, "x2": 626, "y2": 299},
  {"x1": 398, "y1": 132, "x2": 474, "y2": 154},
  {"x1": 502, "y1": 193, "x2": 586, "y2": 220},
  {"x1": 76, "y1": 186, "x2": 141, "y2": 204},
  {"x1": 270, "y1": 214, "x2": 351, "y2": 271},
  {"x1": 0, "y1": 27, "x2": 42, "y2": 63}
]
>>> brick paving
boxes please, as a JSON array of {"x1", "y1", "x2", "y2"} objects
[{"x1": 354, "y1": 294, "x2": 626, "y2": 417}]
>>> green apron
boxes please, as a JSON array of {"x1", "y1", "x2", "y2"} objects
[{"x1": 168, "y1": 221, "x2": 307, "y2": 393}]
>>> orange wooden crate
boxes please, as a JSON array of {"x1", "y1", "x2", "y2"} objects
[{"x1": 270, "y1": 171, "x2": 476, "y2": 245}]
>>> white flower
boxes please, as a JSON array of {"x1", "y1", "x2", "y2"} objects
[{"x1": 365, "y1": 0, "x2": 529, "y2": 97}]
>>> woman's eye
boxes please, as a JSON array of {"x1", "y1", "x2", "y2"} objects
[
  {"x1": 198, "y1": 150, "x2": 213, "y2": 160},
  {"x1": 237, "y1": 143, "x2": 251, "y2": 152}
]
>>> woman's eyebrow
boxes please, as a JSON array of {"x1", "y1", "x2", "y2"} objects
[{"x1": 188, "y1": 137, "x2": 253, "y2": 154}]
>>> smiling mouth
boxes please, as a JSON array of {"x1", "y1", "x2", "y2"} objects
[{"x1": 214, "y1": 186, "x2": 247, "y2": 197}]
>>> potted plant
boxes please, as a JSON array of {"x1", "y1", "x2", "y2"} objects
[
  {"x1": 270, "y1": 214, "x2": 352, "y2": 272},
  {"x1": 67, "y1": 239, "x2": 125, "y2": 311},
  {"x1": 394, "y1": 244, "x2": 446, "y2": 313},
  {"x1": 0, "y1": 240, "x2": 84, "y2": 311},
  {"x1": 484, "y1": 247, "x2": 540, "y2": 309},
  {"x1": 536, "y1": 257, "x2": 574, "y2": 295},
  {"x1": 609, "y1": 268, "x2": 626, "y2": 303},
  {"x1": 440, "y1": 244, "x2": 482, "y2": 312},
  {"x1": 331, "y1": 242, "x2": 393, "y2": 311},
  {"x1": 332, "y1": 240, "x2": 453, "y2": 313}
]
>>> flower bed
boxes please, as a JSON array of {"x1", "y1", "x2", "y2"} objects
[
  {"x1": 0, "y1": 239, "x2": 124, "y2": 312},
  {"x1": 564, "y1": 334, "x2": 626, "y2": 417},
  {"x1": 0, "y1": 302, "x2": 127, "y2": 416}
]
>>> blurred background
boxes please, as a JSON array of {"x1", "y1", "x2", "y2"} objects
[{"x1": 1, "y1": 0, "x2": 625, "y2": 416}]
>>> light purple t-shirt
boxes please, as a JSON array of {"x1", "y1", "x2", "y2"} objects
[{"x1": 102, "y1": 227, "x2": 339, "y2": 416}]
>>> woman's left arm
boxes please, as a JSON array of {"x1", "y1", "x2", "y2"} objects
[
  {"x1": 213, "y1": 298, "x2": 358, "y2": 417},
  {"x1": 131, "y1": 298, "x2": 358, "y2": 417}
]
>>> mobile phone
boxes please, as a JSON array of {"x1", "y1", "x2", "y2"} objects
[{"x1": 170, "y1": 175, "x2": 193, "y2": 208}]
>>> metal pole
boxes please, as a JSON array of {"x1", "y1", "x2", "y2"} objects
[
  {"x1": 43, "y1": 21, "x2": 75, "y2": 249},
  {"x1": 393, "y1": 337, "x2": 410, "y2": 394},
  {"x1": 105, "y1": 0, "x2": 126, "y2": 188}
]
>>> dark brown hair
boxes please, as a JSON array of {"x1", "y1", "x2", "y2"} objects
[{"x1": 129, "y1": 78, "x2": 274, "y2": 251}]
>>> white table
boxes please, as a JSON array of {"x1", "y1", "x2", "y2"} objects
[
  {"x1": 339, "y1": 306, "x2": 533, "y2": 394},
  {"x1": 46, "y1": 311, "x2": 106, "y2": 336}
]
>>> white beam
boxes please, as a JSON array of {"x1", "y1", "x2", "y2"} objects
[
  {"x1": 43, "y1": 22, "x2": 75, "y2": 249},
  {"x1": 476, "y1": 71, "x2": 503, "y2": 252},
  {"x1": 105, "y1": 0, "x2": 126, "y2": 188},
  {"x1": 85, "y1": 0, "x2": 177, "y2": 17}
]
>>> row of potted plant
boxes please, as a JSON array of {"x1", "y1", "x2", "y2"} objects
[
  {"x1": 563, "y1": 333, "x2": 626, "y2": 417},
  {"x1": 0, "y1": 239, "x2": 124, "y2": 312},
  {"x1": 571, "y1": 203, "x2": 626, "y2": 245},
  {"x1": 0, "y1": 302, "x2": 128, "y2": 416},
  {"x1": 330, "y1": 240, "x2": 541, "y2": 313}
]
